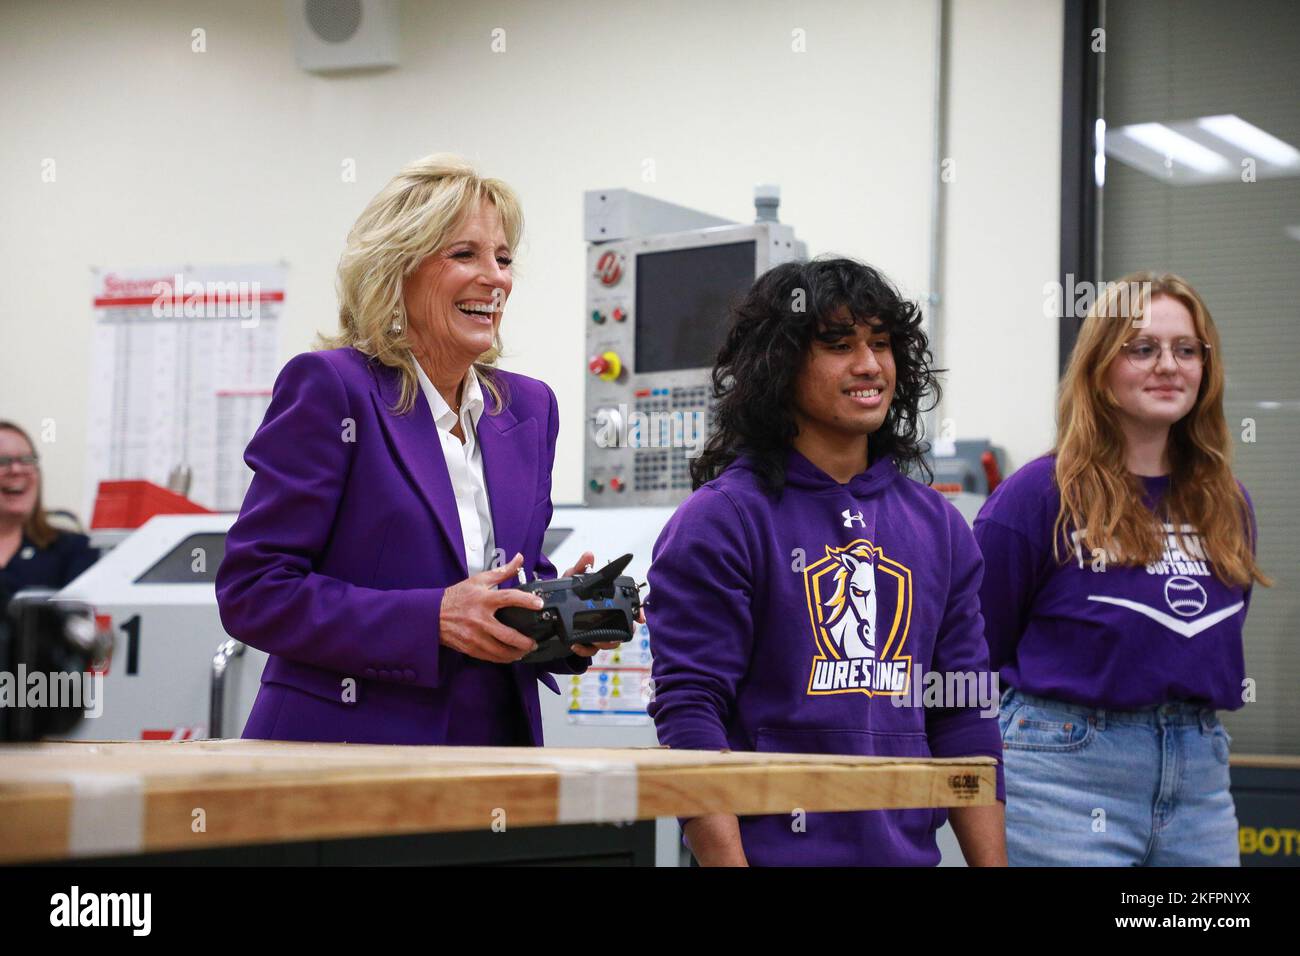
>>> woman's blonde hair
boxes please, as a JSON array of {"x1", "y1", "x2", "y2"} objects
[
  {"x1": 321, "y1": 152, "x2": 523, "y2": 414},
  {"x1": 1053, "y1": 271, "x2": 1268, "y2": 588},
  {"x1": 0, "y1": 420, "x2": 57, "y2": 548}
]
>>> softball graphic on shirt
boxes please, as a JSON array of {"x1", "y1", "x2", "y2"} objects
[
  {"x1": 803, "y1": 539, "x2": 914, "y2": 697},
  {"x1": 1083, "y1": 524, "x2": 1244, "y2": 638}
]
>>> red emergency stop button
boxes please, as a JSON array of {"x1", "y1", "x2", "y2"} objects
[{"x1": 588, "y1": 351, "x2": 622, "y2": 381}]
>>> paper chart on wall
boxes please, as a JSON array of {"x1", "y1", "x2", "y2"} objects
[
  {"x1": 564, "y1": 621, "x2": 655, "y2": 725},
  {"x1": 85, "y1": 264, "x2": 284, "y2": 518}
]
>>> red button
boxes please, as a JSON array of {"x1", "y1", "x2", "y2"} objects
[
  {"x1": 610, "y1": 477, "x2": 625, "y2": 492},
  {"x1": 613, "y1": 308, "x2": 627, "y2": 322},
  {"x1": 588, "y1": 356, "x2": 609, "y2": 375}
]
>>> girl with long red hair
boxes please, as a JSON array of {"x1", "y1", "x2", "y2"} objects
[{"x1": 974, "y1": 272, "x2": 1268, "y2": 866}]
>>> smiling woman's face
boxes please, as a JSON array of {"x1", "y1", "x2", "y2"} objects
[
  {"x1": 0, "y1": 428, "x2": 39, "y2": 522},
  {"x1": 1105, "y1": 294, "x2": 1203, "y2": 431},
  {"x1": 403, "y1": 198, "x2": 513, "y2": 371}
]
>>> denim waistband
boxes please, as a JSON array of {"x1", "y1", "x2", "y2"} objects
[{"x1": 1003, "y1": 687, "x2": 1220, "y2": 732}]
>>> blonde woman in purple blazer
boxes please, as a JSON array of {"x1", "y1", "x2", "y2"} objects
[{"x1": 216, "y1": 154, "x2": 617, "y2": 745}]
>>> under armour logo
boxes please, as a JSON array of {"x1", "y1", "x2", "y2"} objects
[{"x1": 842, "y1": 509, "x2": 865, "y2": 528}]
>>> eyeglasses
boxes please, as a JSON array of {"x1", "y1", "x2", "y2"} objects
[
  {"x1": 1120, "y1": 337, "x2": 1210, "y2": 370},
  {"x1": 0, "y1": 455, "x2": 40, "y2": 471}
]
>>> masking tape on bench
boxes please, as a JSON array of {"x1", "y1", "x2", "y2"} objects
[
  {"x1": 68, "y1": 774, "x2": 145, "y2": 857},
  {"x1": 554, "y1": 759, "x2": 639, "y2": 823}
]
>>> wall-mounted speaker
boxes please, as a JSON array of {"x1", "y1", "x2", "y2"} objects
[{"x1": 288, "y1": 0, "x2": 399, "y2": 74}]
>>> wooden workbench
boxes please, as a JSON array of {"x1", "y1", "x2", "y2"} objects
[{"x1": 0, "y1": 740, "x2": 996, "y2": 864}]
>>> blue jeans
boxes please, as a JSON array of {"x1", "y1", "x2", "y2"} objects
[{"x1": 1000, "y1": 687, "x2": 1240, "y2": 866}]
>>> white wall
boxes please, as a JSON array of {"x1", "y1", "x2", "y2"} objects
[
  {"x1": 0, "y1": 0, "x2": 1059, "y2": 517},
  {"x1": 940, "y1": 0, "x2": 1063, "y2": 471}
]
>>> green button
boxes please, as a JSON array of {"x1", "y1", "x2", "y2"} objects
[{"x1": 591, "y1": 310, "x2": 606, "y2": 323}]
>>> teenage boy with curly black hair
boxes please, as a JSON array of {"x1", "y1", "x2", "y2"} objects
[{"x1": 647, "y1": 257, "x2": 1007, "y2": 867}]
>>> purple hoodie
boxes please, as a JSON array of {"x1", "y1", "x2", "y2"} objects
[
  {"x1": 646, "y1": 449, "x2": 1004, "y2": 867},
  {"x1": 973, "y1": 455, "x2": 1254, "y2": 711}
]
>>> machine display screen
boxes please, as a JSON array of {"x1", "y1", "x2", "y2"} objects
[
  {"x1": 635, "y1": 240, "x2": 756, "y2": 373},
  {"x1": 134, "y1": 533, "x2": 228, "y2": 584}
]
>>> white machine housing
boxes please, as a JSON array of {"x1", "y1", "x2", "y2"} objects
[
  {"x1": 536, "y1": 505, "x2": 673, "y2": 746},
  {"x1": 57, "y1": 513, "x2": 264, "y2": 742}
]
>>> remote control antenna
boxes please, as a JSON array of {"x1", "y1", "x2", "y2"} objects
[{"x1": 573, "y1": 553, "x2": 634, "y2": 599}]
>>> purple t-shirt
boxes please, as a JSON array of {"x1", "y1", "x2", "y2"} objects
[
  {"x1": 973, "y1": 455, "x2": 1254, "y2": 711},
  {"x1": 647, "y1": 449, "x2": 1004, "y2": 867}
]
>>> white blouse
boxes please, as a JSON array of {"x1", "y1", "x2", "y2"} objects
[{"x1": 414, "y1": 362, "x2": 495, "y2": 575}]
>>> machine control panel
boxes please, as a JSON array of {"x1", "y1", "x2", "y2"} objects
[{"x1": 584, "y1": 220, "x2": 805, "y2": 507}]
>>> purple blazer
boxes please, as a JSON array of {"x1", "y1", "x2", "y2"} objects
[{"x1": 216, "y1": 347, "x2": 583, "y2": 745}]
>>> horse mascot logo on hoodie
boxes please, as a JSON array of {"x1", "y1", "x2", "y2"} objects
[{"x1": 823, "y1": 544, "x2": 878, "y2": 660}]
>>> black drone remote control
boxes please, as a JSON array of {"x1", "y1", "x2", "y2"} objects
[{"x1": 495, "y1": 554, "x2": 643, "y2": 664}]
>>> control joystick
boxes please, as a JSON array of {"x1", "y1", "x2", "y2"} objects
[{"x1": 495, "y1": 554, "x2": 643, "y2": 664}]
